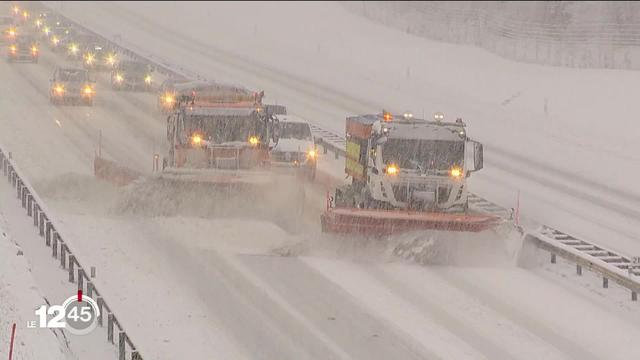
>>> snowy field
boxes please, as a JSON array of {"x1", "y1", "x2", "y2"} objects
[{"x1": 0, "y1": 1, "x2": 638, "y2": 359}]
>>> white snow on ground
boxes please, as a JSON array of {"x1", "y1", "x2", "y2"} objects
[
  {"x1": 48, "y1": 1, "x2": 640, "y2": 258},
  {"x1": 0, "y1": 2, "x2": 638, "y2": 360},
  {"x1": 0, "y1": 218, "x2": 67, "y2": 360}
]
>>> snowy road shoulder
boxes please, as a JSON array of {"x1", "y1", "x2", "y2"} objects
[{"x1": 0, "y1": 216, "x2": 68, "y2": 360}]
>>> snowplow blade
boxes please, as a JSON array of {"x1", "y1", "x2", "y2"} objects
[
  {"x1": 94, "y1": 156, "x2": 142, "y2": 186},
  {"x1": 321, "y1": 208, "x2": 501, "y2": 236},
  {"x1": 155, "y1": 167, "x2": 276, "y2": 187}
]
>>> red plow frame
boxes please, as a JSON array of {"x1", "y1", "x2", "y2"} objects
[{"x1": 321, "y1": 207, "x2": 501, "y2": 236}]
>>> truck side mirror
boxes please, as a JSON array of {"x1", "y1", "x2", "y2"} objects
[{"x1": 472, "y1": 141, "x2": 483, "y2": 171}]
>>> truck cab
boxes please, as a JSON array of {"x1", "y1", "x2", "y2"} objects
[
  {"x1": 343, "y1": 112, "x2": 483, "y2": 212},
  {"x1": 164, "y1": 85, "x2": 272, "y2": 170},
  {"x1": 270, "y1": 115, "x2": 317, "y2": 180}
]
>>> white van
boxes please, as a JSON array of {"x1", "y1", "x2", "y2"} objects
[{"x1": 271, "y1": 115, "x2": 317, "y2": 180}]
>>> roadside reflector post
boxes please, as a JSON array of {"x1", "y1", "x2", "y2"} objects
[
  {"x1": 550, "y1": 253, "x2": 556, "y2": 264},
  {"x1": 633, "y1": 292, "x2": 637, "y2": 301},
  {"x1": 107, "y1": 313, "x2": 114, "y2": 343},
  {"x1": 68, "y1": 255, "x2": 75, "y2": 282},
  {"x1": 119, "y1": 332, "x2": 126, "y2": 360},
  {"x1": 33, "y1": 204, "x2": 39, "y2": 226},
  {"x1": 602, "y1": 277, "x2": 608, "y2": 288},
  {"x1": 27, "y1": 195, "x2": 32, "y2": 216},
  {"x1": 335, "y1": 150, "x2": 339, "y2": 160},
  {"x1": 87, "y1": 281, "x2": 93, "y2": 298},
  {"x1": 91, "y1": 266, "x2": 96, "y2": 278},
  {"x1": 323, "y1": 144, "x2": 328, "y2": 155},
  {"x1": 576, "y1": 264, "x2": 582, "y2": 276}
]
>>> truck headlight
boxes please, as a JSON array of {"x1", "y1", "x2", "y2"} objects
[
  {"x1": 106, "y1": 54, "x2": 116, "y2": 65},
  {"x1": 248, "y1": 136, "x2": 259, "y2": 146},
  {"x1": 191, "y1": 134, "x2": 203, "y2": 146},
  {"x1": 31, "y1": 46, "x2": 38, "y2": 54},
  {"x1": 384, "y1": 164, "x2": 399, "y2": 176},
  {"x1": 144, "y1": 75, "x2": 152, "y2": 84},
  {"x1": 83, "y1": 86, "x2": 93, "y2": 95},
  {"x1": 163, "y1": 93, "x2": 175, "y2": 105},
  {"x1": 85, "y1": 53, "x2": 94, "y2": 64},
  {"x1": 54, "y1": 85, "x2": 64, "y2": 95},
  {"x1": 307, "y1": 149, "x2": 316, "y2": 159},
  {"x1": 449, "y1": 166, "x2": 463, "y2": 179}
]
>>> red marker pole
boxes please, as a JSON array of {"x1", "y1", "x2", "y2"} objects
[
  {"x1": 78, "y1": 289, "x2": 83, "y2": 302},
  {"x1": 8, "y1": 323, "x2": 16, "y2": 360}
]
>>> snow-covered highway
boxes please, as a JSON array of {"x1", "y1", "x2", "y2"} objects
[{"x1": 1, "y1": 2, "x2": 640, "y2": 360}]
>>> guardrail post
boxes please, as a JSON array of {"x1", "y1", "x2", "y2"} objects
[
  {"x1": 60, "y1": 244, "x2": 66, "y2": 268},
  {"x1": 68, "y1": 255, "x2": 75, "y2": 282},
  {"x1": 45, "y1": 222, "x2": 52, "y2": 246},
  {"x1": 39, "y1": 214, "x2": 45, "y2": 236},
  {"x1": 78, "y1": 268, "x2": 84, "y2": 291},
  {"x1": 21, "y1": 187, "x2": 26, "y2": 208},
  {"x1": 52, "y1": 232, "x2": 58, "y2": 258},
  {"x1": 33, "y1": 204, "x2": 39, "y2": 226},
  {"x1": 107, "y1": 313, "x2": 114, "y2": 343},
  {"x1": 550, "y1": 253, "x2": 556, "y2": 264},
  {"x1": 97, "y1": 297, "x2": 104, "y2": 326},
  {"x1": 119, "y1": 332, "x2": 126, "y2": 360},
  {"x1": 602, "y1": 277, "x2": 608, "y2": 288},
  {"x1": 16, "y1": 180, "x2": 21, "y2": 198},
  {"x1": 576, "y1": 264, "x2": 582, "y2": 276},
  {"x1": 27, "y1": 194, "x2": 32, "y2": 216}
]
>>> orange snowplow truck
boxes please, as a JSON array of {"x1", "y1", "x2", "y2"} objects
[
  {"x1": 162, "y1": 82, "x2": 283, "y2": 182},
  {"x1": 321, "y1": 111, "x2": 500, "y2": 236}
]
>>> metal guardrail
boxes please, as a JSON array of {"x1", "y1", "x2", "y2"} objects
[
  {"x1": 527, "y1": 227, "x2": 640, "y2": 301},
  {"x1": 0, "y1": 148, "x2": 143, "y2": 360}
]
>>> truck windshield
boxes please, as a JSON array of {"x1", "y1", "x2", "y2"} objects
[
  {"x1": 382, "y1": 139, "x2": 464, "y2": 171},
  {"x1": 280, "y1": 122, "x2": 312, "y2": 141},
  {"x1": 58, "y1": 70, "x2": 88, "y2": 82},
  {"x1": 185, "y1": 115, "x2": 261, "y2": 144}
]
